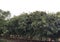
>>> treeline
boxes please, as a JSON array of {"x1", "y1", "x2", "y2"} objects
[{"x1": 0, "y1": 9, "x2": 60, "y2": 41}]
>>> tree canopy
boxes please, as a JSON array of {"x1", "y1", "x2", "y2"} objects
[{"x1": 0, "y1": 10, "x2": 60, "y2": 41}]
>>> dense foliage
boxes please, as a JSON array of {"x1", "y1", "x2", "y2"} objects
[{"x1": 0, "y1": 9, "x2": 60, "y2": 41}]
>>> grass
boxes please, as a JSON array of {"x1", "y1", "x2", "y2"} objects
[{"x1": 0, "y1": 39, "x2": 7, "y2": 42}]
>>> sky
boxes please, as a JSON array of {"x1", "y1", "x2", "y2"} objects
[{"x1": 0, "y1": 0, "x2": 60, "y2": 17}]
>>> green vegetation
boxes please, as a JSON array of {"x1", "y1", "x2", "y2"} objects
[
  {"x1": 0, "y1": 9, "x2": 60, "y2": 41},
  {"x1": 0, "y1": 39, "x2": 7, "y2": 42}
]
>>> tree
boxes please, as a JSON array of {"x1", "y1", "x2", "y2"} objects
[
  {"x1": 0, "y1": 9, "x2": 10, "y2": 37},
  {"x1": 0, "y1": 10, "x2": 60, "y2": 41}
]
